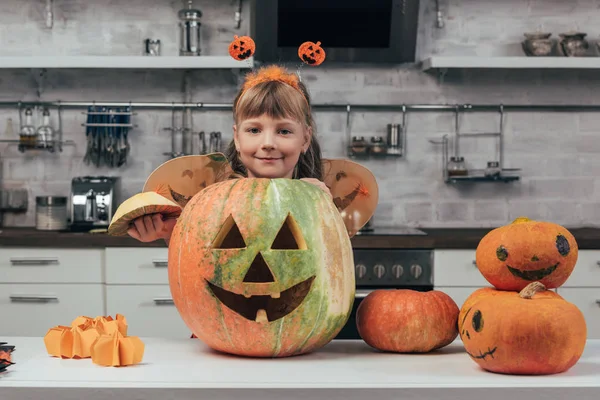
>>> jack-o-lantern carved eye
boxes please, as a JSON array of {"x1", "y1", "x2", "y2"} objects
[
  {"x1": 213, "y1": 214, "x2": 246, "y2": 249},
  {"x1": 556, "y1": 234, "x2": 570, "y2": 256},
  {"x1": 472, "y1": 310, "x2": 484, "y2": 332},
  {"x1": 496, "y1": 245, "x2": 508, "y2": 261},
  {"x1": 271, "y1": 213, "x2": 307, "y2": 250}
]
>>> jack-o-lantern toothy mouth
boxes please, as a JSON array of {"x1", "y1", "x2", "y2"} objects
[
  {"x1": 506, "y1": 263, "x2": 558, "y2": 281},
  {"x1": 206, "y1": 276, "x2": 315, "y2": 323},
  {"x1": 466, "y1": 346, "x2": 497, "y2": 360}
]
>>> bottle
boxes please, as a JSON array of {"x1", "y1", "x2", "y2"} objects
[
  {"x1": 19, "y1": 108, "x2": 36, "y2": 148},
  {"x1": 36, "y1": 107, "x2": 55, "y2": 148}
]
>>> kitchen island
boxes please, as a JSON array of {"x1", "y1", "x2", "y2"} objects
[{"x1": 1, "y1": 337, "x2": 599, "y2": 400}]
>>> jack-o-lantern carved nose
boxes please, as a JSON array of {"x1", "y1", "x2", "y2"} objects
[{"x1": 243, "y1": 253, "x2": 275, "y2": 283}]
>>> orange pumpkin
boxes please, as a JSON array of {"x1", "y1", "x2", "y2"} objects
[
  {"x1": 228, "y1": 35, "x2": 255, "y2": 61},
  {"x1": 356, "y1": 289, "x2": 459, "y2": 353},
  {"x1": 168, "y1": 178, "x2": 355, "y2": 358},
  {"x1": 298, "y1": 41, "x2": 326, "y2": 66},
  {"x1": 0, "y1": 342, "x2": 15, "y2": 373},
  {"x1": 460, "y1": 282, "x2": 587, "y2": 375},
  {"x1": 475, "y1": 217, "x2": 578, "y2": 291},
  {"x1": 458, "y1": 286, "x2": 562, "y2": 333}
]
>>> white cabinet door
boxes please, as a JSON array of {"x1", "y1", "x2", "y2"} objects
[
  {"x1": 563, "y1": 250, "x2": 600, "y2": 288},
  {"x1": 105, "y1": 247, "x2": 169, "y2": 285},
  {"x1": 105, "y1": 284, "x2": 191, "y2": 339},
  {"x1": 0, "y1": 283, "x2": 104, "y2": 337},
  {"x1": 556, "y1": 287, "x2": 600, "y2": 339},
  {"x1": 433, "y1": 250, "x2": 490, "y2": 287},
  {"x1": 0, "y1": 248, "x2": 103, "y2": 283}
]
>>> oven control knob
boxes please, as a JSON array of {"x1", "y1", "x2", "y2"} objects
[
  {"x1": 410, "y1": 264, "x2": 423, "y2": 279},
  {"x1": 355, "y1": 264, "x2": 367, "y2": 279},
  {"x1": 391, "y1": 264, "x2": 404, "y2": 278},
  {"x1": 373, "y1": 264, "x2": 386, "y2": 279}
]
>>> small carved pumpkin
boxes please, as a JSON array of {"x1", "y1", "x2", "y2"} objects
[
  {"x1": 475, "y1": 217, "x2": 578, "y2": 291},
  {"x1": 298, "y1": 41, "x2": 326, "y2": 66},
  {"x1": 460, "y1": 282, "x2": 587, "y2": 375},
  {"x1": 168, "y1": 178, "x2": 355, "y2": 358},
  {"x1": 228, "y1": 35, "x2": 256, "y2": 61}
]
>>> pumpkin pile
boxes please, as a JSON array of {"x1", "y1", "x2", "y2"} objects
[
  {"x1": 460, "y1": 217, "x2": 587, "y2": 375},
  {"x1": 0, "y1": 342, "x2": 15, "y2": 373}
]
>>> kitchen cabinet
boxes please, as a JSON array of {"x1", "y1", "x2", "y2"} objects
[{"x1": 0, "y1": 248, "x2": 104, "y2": 337}]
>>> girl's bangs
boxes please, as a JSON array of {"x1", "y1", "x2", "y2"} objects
[{"x1": 235, "y1": 81, "x2": 307, "y2": 125}]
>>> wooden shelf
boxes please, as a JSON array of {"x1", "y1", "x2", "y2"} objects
[
  {"x1": 0, "y1": 56, "x2": 253, "y2": 69},
  {"x1": 422, "y1": 56, "x2": 600, "y2": 71}
]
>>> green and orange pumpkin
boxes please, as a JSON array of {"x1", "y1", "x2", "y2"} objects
[
  {"x1": 168, "y1": 178, "x2": 355, "y2": 358},
  {"x1": 460, "y1": 282, "x2": 587, "y2": 375},
  {"x1": 356, "y1": 289, "x2": 459, "y2": 353},
  {"x1": 475, "y1": 217, "x2": 578, "y2": 291}
]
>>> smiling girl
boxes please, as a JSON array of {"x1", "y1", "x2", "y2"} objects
[{"x1": 127, "y1": 65, "x2": 330, "y2": 244}]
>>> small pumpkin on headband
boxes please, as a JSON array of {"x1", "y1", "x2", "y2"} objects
[
  {"x1": 298, "y1": 41, "x2": 326, "y2": 66},
  {"x1": 229, "y1": 35, "x2": 256, "y2": 61}
]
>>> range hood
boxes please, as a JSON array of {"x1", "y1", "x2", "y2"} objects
[{"x1": 250, "y1": 0, "x2": 421, "y2": 65}]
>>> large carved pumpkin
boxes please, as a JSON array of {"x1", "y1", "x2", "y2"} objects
[
  {"x1": 475, "y1": 217, "x2": 578, "y2": 291},
  {"x1": 460, "y1": 282, "x2": 587, "y2": 375},
  {"x1": 168, "y1": 178, "x2": 355, "y2": 357}
]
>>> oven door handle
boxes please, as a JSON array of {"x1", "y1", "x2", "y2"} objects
[{"x1": 355, "y1": 289, "x2": 374, "y2": 299}]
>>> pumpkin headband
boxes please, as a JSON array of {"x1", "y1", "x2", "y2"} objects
[{"x1": 238, "y1": 65, "x2": 308, "y2": 104}]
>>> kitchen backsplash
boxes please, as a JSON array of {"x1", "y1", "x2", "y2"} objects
[{"x1": 0, "y1": 0, "x2": 599, "y2": 228}]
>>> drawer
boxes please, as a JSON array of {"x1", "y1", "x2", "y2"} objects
[
  {"x1": 556, "y1": 287, "x2": 600, "y2": 339},
  {"x1": 0, "y1": 283, "x2": 104, "y2": 337},
  {"x1": 0, "y1": 248, "x2": 103, "y2": 284},
  {"x1": 562, "y1": 250, "x2": 600, "y2": 288},
  {"x1": 433, "y1": 250, "x2": 490, "y2": 287},
  {"x1": 105, "y1": 284, "x2": 190, "y2": 339},
  {"x1": 105, "y1": 247, "x2": 169, "y2": 284}
]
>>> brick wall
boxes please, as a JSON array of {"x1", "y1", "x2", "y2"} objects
[{"x1": 0, "y1": 0, "x2": 599, "y2": 228}]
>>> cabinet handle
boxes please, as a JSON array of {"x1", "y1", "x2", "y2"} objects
[
  {"x1": 152, "y1": 259, "x2": 168, "y2": 267},
  {"x1": 596, "y1": 261, "x2": 600, "y2": 267},
  {"x1": 472, "y1": 260, "x2": 478, "y2": 268},
  {"x1": 153, "y1": 297, "x2": 174, "y2": 305},
  {"x1": 9, "y1": 294, "x2": 58, "y2": 303},
  {"x1": 9, "y1": 257, "x2": 59, "y2": 266},
  {"x1": 596, "y1": 300, "x2": 600, "y2": 306},
  {"x1": 355, "y1": 289, "x2": 374, "y2": 299}
]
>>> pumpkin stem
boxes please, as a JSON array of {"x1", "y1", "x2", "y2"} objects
[
  {"x1": 512, "y1": 216, "x2": 531, "y2": 224},
  {"x1": 519, "y1": 281, "x2": 546, "y2": 299}
]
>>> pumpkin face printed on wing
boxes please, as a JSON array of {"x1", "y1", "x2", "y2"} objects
[
  {"x1": 168, "y1": 178, "x2": 355, "y2": 358},
  {"x1": 459, "y1": 282, "x2": 587, "y2": 375},
  {"x1": 475, "y1": 217, "x2": 578, "y2": 291},
  {"x1": 298, "y1": 41, "x2": 326, "y2": 65}
]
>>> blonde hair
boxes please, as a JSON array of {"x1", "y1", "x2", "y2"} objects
[{"x1": 225, "y1": 69, "x2": 323, "y2": 180}]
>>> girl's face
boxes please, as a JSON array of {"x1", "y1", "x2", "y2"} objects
[{"x1": 234, "y1": 113, "x2": 310, "y2": 179}]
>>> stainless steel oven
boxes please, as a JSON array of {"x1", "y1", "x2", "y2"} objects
[{"x1": 334, "y1": 228, "x2": 434, "y2": 340}]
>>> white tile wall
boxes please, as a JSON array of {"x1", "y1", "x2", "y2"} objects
[{"x1": 0, "y1": 0, "x2": 599, "y2": 228}]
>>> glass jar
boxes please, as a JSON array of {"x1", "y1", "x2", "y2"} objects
[
  {"x1": 350, "y1": 136, "x2": 368, "y2": 155},
  {"x1": 370, "y1": 136, "x2": 387, "y2": 154},
  {"x1": 447, "y1": 156, "x2": 468, "y2": 176},
  {"x1": 36, "y1": 196, "x2": 68, "y2": 231}
]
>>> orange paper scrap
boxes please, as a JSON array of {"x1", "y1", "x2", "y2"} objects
[
  {"x1": 91, "y1": 331, "x2": 145, "y2": 367},
  {"x1": 43, "y1": 313, "x2": 144, "y2": 367}
]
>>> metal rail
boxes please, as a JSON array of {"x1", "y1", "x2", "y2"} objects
[{"x1": 0, "y1": 101, "x2": 598, "y2": 112}]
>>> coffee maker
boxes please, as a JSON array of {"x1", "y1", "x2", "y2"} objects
[{"x1": 70, "y1": 176, "x2": 120, "y2": 231}]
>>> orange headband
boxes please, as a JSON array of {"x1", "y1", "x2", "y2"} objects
[{"x1": 239, "y1": 65, "x2": 307, "y2": 102}]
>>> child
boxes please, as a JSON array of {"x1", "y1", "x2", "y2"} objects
[{"x1": 127, "y1": 65, "x2": 331, "y2": 244}]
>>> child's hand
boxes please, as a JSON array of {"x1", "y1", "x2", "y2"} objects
[
  {"x1": 127, "y1": 214, "x2": 178, "y2": 243},
  {"x1": 300, "y1": 178, "x2": 332, "y2": 198}
]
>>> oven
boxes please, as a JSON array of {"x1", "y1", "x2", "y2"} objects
[{"x1": 334, "y1": 238, "x2": 434, "y2": 340}]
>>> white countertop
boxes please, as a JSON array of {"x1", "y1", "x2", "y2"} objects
[{"x1": 1, "y1": 337, "x2": 599, "y2": 400}]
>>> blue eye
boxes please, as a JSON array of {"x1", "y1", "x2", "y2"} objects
[
  {"x1": 280, "y1": 129, "x2": 291, "y2": 135},
  {"x1": 247, "y1": 128, "x2": 260, "y2": 134}
]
